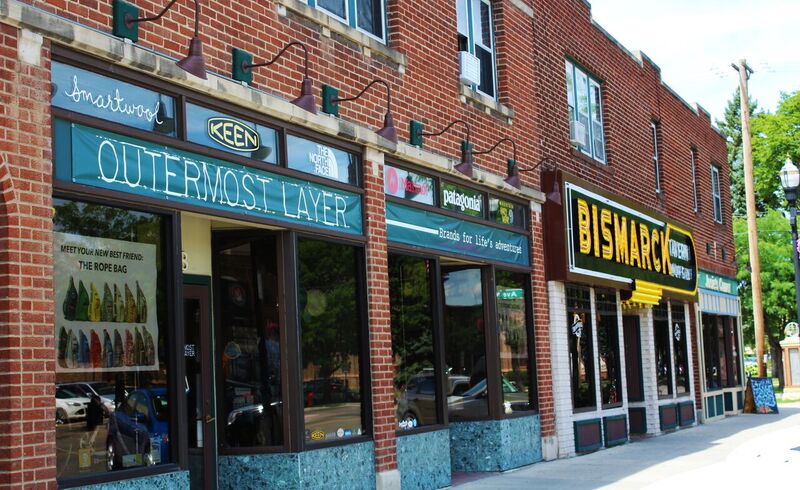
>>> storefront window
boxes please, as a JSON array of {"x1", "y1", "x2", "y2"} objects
[
  {"x1": 595, "y1": 288, "x2": 621, "y2": 407},
  {"x1": 389, "y1": 255, "x2": 438, "y2": 430},
  {"x1": 702, "y1": 314, "x2": 741, "y2": 390},
  {"x1": 217, "y1": 235, "x2": 283, "y2": 448},
  {"x1": 653, "y1": 302, "x2": 673, "y2": 398},
  {"x1": 717, "y1": 317, "x2": 729, "y2": 387},
  {"x1": 298, "y1": 239, "x2": 365, "y2": 442},
  {"x1": 671, "y1": 303, "x2": 690, "y2": 395},
  {"x1": 567, "y1": 285, "x2": 595, "y2": 410},
  {"x1": 728, "y1": 318, "x2": 741, "y2": 386},
  {"x1": 53, "y1": 198, "x2": 169, "y2": 479},
  {"x1": 496, "y1": 271, "x2": 533, "y2": 412},
  {"x1": 703, "y1": 314, "x2": 721, "y2": 390},
  {"x1": 443, "y1": 267, "x2": 488, "y2": 421}
]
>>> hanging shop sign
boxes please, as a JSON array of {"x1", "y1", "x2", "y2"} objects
[
  {"x1": 384, "y1": 164, "x2": 435, "y2": 205},
  {"x1": 54, "y1": 232, "x2": 160, "y2": 372},
  {"x1": 286, "y1": 134, "x2": 359, "y2": 186},
  {"x1": 185, "y1": 103, "x2": 278, "y2": 164},
  {"x1": 60, "y1": 122, "x2": 363, "y2": 235},
  {"x1": 386, "y1": 202, "x2": 529, "y2": 267},
  {"x1": 698, "y1": 271, "x2": 737, "y2": 296},
  {"x1": 51, "y1": 61, "x2": 176, "y2": 135},
  {"x1": 543, "y1": 170, "x2": 697, "y2": 297}
]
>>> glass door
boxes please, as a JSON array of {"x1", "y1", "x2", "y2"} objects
[{"x1": 184, "y1": 282, "x2": 216, "y2": 489}]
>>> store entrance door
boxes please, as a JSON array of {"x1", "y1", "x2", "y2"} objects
[
  {"x1": 184, "y1": 281, "x2": 217, "y2": 489},
  {"x1": 623, "y1": 315, "x2": 644, "y2": 402}
]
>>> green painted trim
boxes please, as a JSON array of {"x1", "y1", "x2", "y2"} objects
[
  {"x1": 602, "y1": 414, "x2": 628, "y2": 447},
  {"x1": 573, "y1": 418, "x2": 602, "y2": 453}
]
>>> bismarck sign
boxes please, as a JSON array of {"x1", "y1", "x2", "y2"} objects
[{"x1": 543, "y1": 170, "x2": 697, "y2": 299}]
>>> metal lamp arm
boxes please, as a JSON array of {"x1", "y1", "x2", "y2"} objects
[
  {"x1": 245, "y1": 41, "x2": 309, "y2": 79},
  {"x1": 130, "y1": 0, "x2": 201, "y2": 36},
  {"x1": 474, "y1": 137, "x2": 516, "y2": 163},
  {"x1": 420, "y1": 119, "x2": 471, "y2": 144},
  {"x1": 333, "y1": 79, "x2": 392, "y2": 114}
]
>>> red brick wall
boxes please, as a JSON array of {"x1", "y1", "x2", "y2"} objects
[{"x1": 0, "y1": 24, "x2": 56, "y2": 488}]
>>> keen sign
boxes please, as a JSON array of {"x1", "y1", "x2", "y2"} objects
[{"x1": 207, "y1": 117, "x2": 260, "y2": 152}]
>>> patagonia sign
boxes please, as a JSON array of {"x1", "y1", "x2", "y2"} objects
[
  {"x1": 207, "y1": 117, "x2": 260, "y2": 151},
  {"x1": 441, "y1": 182, "x2": 483, "y2": 218},
  {"x1": 543, "y1": 170, "x2": 697, "y2": 297}
]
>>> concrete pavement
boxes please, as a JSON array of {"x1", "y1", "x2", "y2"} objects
[{"x1": 457, "y1": 403, "x2": 800, "y2": 489}]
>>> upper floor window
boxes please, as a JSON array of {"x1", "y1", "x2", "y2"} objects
[
  {"x1": 690, "y1": 148, "x2": 699, "y2": 212},
  {"x1": 310, "y1": 0, "x2": 386, "y2": 43},
  {"x1": 651, "y1": 122, "x2": 661, "y2": 193},
  {"x1": 457, "y1": 0, "x2": 497, "y2": 98},
  {"x1": 566, "y1": 60, "x2": 605, "y2": 163},
  {"x1": 711, "y1": 164, "x2": 723, "y2": 223}
]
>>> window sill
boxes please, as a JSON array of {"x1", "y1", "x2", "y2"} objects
[
  {"x1": 459, "y1": 85, "x2": 514, "y2": 123},
  {"x1": 275, "y1": 0, "x2": 407, "y2": 71}
]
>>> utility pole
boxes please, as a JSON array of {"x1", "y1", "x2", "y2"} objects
[{"x1": 732, "y1": 59, "x2": 766, "y2": 377}]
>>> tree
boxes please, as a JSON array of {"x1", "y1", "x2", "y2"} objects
[
  {"x1": 751, "y1": 91, "x2": 800, "y2": 211},
  {"x1": 716, "y1": 87, "x2": 758, "y2": 217},
  {"x1": 734, "y1": 210, "x2": 794, "y2": 387}
]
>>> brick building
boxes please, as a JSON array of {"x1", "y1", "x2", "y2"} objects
[{"x1": 0, "y1": 0, "x2": 742, "y2": 488}]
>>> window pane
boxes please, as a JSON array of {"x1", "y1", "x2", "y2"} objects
[
  {"x1": 567, "y1": 285, "x2": 595, "y2": 409},
  {"x1": 691, "y1": 150, "x2": 699, "y2": 210},
  {"x1": 390, "y1": 255, "x2": 438, "y2": 429},
  {"x1": 217, "y1": 235, "x2": 283, "y2": 448},
  {"x1": 475, "y1": 45, "x2": 495, "y2": 98},
  {"x1": 443, "y1": 267, "x2": 488, "y2": 421},
  {"x1": 496, "y1": 271, "x2": 533, "y2": 412},
  {"x1": 703, "y1": 314, "x2": 721, "y2": 390},
  {"x1": 653, "y1": 302, "x2": 673, "y2": 398},
  {"x1": 590, "y1": 81, "x2": 605, "y2": 161},
  {"x1": 575, "y1": 69, "x2": 591, "y2": 156},
  {"x1": 671, "y1": 303, "x2": 690, "y2": 395},
  {"x1": 357, "y1": 0, "x2": 383, "y2": 38},
  {"x1": 317, "y1": 0, "x2": 346, "y2": 19},
  {"x1": 54, "y1": 199, "x2": 169, "y2": 477},
  {"x1": 299, "y1": 239, "x2": 365, "y2": 442},
  {"x1": 456, "y1": 0, "x2": 469, "y2": 37},
  {"x1": 479, "y1": 1, "x2": 492, "y2": 48},
  {"x1": 595, "y1": 288, "x2": 621, "y2": 407},
  {"x1": 727, "y1": 318, "x2": 741, "y2": 386}
]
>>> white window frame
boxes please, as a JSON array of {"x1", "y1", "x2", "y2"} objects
[
  {"x1": 307, "y1": 0, "x2": 387, "y2": 44},
  {"x1": 457, "y1": 0, "x2": 498, "y2": 99},
  {"x1": 711, "y1": 164, "x2": 723, "y2": 223},
  {"x1": 566, "y1": 60, "x2": 606, "y2": 164},
  {"x1": 690, "y1": 148, "x2": 698, "y2": 212},
  {"x1": 651, "y1": 122, "x2": 661, "y2": 193}
]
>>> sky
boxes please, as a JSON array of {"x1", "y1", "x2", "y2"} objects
[{"x1": 589, "y1": 0, "x2": 800, "y2": 123}]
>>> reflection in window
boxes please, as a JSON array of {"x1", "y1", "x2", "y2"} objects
[
  {"x1": 216, "y1": 235, "x2": 282, "y2": 448},
  {"x1": 595, "y1": 288, "x2": 621, "y2": 407},
  {"x1": 443, "y1": 267, "x2": 488, "y2": 421},
  {"x1": 671, "y1": 303, "x2": 690, "y2": 395},
  {"x1": 567, "y1": 285, "x2": 595, "y2": 409},
  {"x1": 496, "y1": 271, "x2": 533, "y2": 413},
  {"x1": 653, "y1": 302, "x2": 673, "y2": 398},
  {"x1": 53, "y1": 199, "x2": 168, "y2": 478},
  {"x1": 298, "y1": 239, "x2": 365, "y2": 442},
  {"x1": 702, "y1": 314, "x2": 721, "y2": 390},
  {"x1": 389, "y1": 255, "x2": 437, "y2": 430}
]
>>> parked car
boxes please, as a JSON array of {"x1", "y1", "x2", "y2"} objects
[
  {"x1": 55, "y1": 387, "x2": 90, "y2": 424},
  {"x1": 396, "y1": 374, "x2": 470, "y2": 428},
  {"x1": 448, "y1": 377, "x2": 530, "y2": 421},
  {"x1": 106, "y1": 387, "x2": 169, "y2": 470},
  {"x1": 57, "y1": 381, "x2": 116, "y2": 414}
]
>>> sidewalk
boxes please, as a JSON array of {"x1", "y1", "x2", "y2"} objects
[{"x1": 456, "y1": 403, "x2": 800, "y2": 489}]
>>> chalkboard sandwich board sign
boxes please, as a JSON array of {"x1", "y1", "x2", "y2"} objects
[{"x1": 744, "y1": 377, "x2": 779, "y2": 414}]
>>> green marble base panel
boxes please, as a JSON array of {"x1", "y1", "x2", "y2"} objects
[
  {"x1": 449, "y1": 414, "x2": 541, "y2": 472},
  {"x1": 73, "y1": 470, "x2": 189, "y2": 490},
  {"x1": 396, "y1": 429, "x2": 451, "y2": 489}
]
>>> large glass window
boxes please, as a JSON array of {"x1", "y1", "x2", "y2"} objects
[
  {"x1": 216, "y1": 235, "x2": 283, "y2": 448},
  {"x1": 595, "y1": 288, "x2": 621, "y2": 407},
  {"x1": 651, "y1": 121, "x2": 661, "y2": 193},
  {"x1": 671, "y1": 303, "x2": 690, "y2": 395},
  {"x1": 566, "y1": 60, "x2": 606, "y2": 163},
  {"x1": 389, "y1": 255, "x2": 438, "y2": 430},
  {"x1": 711, "y1": 164, "x2": 723, "y2": 223},
  {"x1": 54, "y1": 198, "x2": 169, "y2": 478},
  {"x1": 567, "y1": 285, "x2": 595, "y2": 410},
  {"x1": 690, "y1": 148, "x2": 699, "y2": 212},
  {"x1": 457, "y1": 0, "x2": 497, "y2": 98},
  {"x1": 443, "y1": 267, "x2": 488, "y2": 421},
  {"x1": 703, "y1": 314, "x2": 721, "y2": 390},
  {"x1": 653, "y1": 302, "x2": 673, "y2": 398},
  {"x1": 496, "y1": 271, "x2": 533, "y2": 412},
  {"x1": 298, "y1": 239, "x2": 365, "y2": 442}
]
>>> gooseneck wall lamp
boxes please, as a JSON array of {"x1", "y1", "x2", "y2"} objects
[
  {"x1": 112, "y1": 0, "x2": 208, "y2": 79},
  {"x1": 408, "y1": 119, "x2": 473, "y2": 176},
  {"x1": 231, "y1": 41, "x2": 317, "y2": 114},
  {"x1": 472, "y1": 138, "x2": 521, "y2": 188},
  {"x1": 322, "y1": 80, "x2": 398, "y2": 143}
]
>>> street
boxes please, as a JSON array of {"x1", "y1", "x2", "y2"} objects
[{"x1": 457, "y1": 403, "x2": 800, "y2": 489}]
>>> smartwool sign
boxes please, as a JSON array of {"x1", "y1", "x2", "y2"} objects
[
  {"x1": 65, "y1": 123, "x2": 362, "y2": 235},
  {"x1": 564, "y1": 181, "x2": 697, "y2": 295},
  {"x1": 386, "y1": 202, "x2": 529, "y2": 267}
]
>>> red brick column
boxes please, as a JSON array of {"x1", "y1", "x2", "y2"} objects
[
  {"x1": 0, "y1": 26, "x2": 56, "y2": 488},
  {"x1": 530, "y1": 207, "x2": 555, "y2": 439},
  {"x1": 362, "y1": 150, "x2": 397, "y2": 475}
]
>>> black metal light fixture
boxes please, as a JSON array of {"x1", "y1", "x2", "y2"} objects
[
  {"x1": 408, "y1": 119, "x2": 473, "y2": 176},
  {"x1": 112, "y1": 0, "x2": 208, "y2": 79},
  {"x1": 779, "y1": 157, "x2": 800, "y2": 325},
  {"x1": 321, "y1": 80, "x2": 397, "y2": 143},
  {"x1": 231, "y1": 41, "x2": 317, "y2": 114}
]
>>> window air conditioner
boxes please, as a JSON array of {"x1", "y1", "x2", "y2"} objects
[
  {"x1": 459, "y1": 51, "x2": 481, "y2": 86},
  {"x1": 570, "y1": 120, "x2": 588, "y2": 147}
]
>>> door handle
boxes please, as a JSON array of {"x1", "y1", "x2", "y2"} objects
[{"x1": 204, "y1": 415, "x2": 215, "y2": 424}]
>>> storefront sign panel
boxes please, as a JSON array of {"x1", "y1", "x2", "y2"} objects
[
  {"x1": 68, "y1": 123, "x2": 363, "y2": 235},
  {"x1": 286, "y1": 134, "x2": 359, "y2": 186},
  {"x1": 565, "y1": 182, "x2": 697, "y2": 295},
  {"x1": 698, "y1": 270, "x2": 738, "y2": 296},
  {"x1": 386, "y1": 202, "x2": 529, "y2": 267},
  {"x1": 54, "y1": 232, "x2": 160, "y2": 372},
  {"x1": 441, "y1": 182, "x2": 484, "y2": 218},
  {"x1": 51, "y1": 61, "x2": 176, "y2": 135},
  {"x1": 185, "y1": 103, "x2": 278, "y2": 164},
  {"x1": 384, "y1": 164, "x2": 435, "y2": 205}
]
